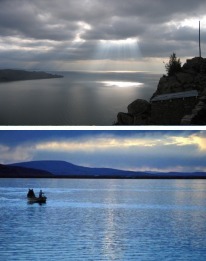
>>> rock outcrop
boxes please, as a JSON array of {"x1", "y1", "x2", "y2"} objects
[
  {"x1": 152, "y1": 57, "x2": 206, "y2": 97},
  {"x1": 115, "y1": 57, "x2": 206, "y2": 125},
  {"x1": 117, "y1": 99, "x2": 151, "y2": 125}
]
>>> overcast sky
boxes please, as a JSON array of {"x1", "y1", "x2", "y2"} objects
[
  {"x1": 1, "y1": 0, "x2": 206, "y2": 72},
  {"x1": 1, "y1": 130, "x2": 206, "y2": 172}
]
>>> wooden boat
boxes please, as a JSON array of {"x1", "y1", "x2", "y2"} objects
[{"x1": 27, "y1": 196, "x2": 47, "y2": 204}]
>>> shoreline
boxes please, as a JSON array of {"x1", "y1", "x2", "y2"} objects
[{"x1": 0, "y1": 69, "x2": 63, "y2": 83}]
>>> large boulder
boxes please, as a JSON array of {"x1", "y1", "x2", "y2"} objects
[
  {"x1": 133, "y1": 114, "x2": 151, "y2": 125},
  {"x1": 127, "y1": 99, "x2": 150, "y2": 115},
  {"x1": 117, "y1": 112, "x2": 134, "y2": 125}
]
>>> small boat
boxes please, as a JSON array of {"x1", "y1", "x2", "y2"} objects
[
  {"x1": 27, "y1": 196, "x2": 47, "y2": 204},
  {"x1": 27, "y1": 189, "x2": 47, "y2": 204}
]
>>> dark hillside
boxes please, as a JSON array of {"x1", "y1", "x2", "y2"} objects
[
  {"x1": 8, "y1": 160, "x2": 206, "y2": 179},
  {"x1": 0, "y1": 69, "x2": 62, "y2": 82},
  {"x1": 0, "y1": 164, "x2": 53, "y2": 178}
]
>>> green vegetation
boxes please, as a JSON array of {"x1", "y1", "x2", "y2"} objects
[{"x1": 165, "y1": 53, "x2": 182, "y2": 76}]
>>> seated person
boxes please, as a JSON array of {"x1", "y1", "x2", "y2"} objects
[
  {"x1": 39, "y1": 190, "x2": 44, "y2": 198},
  {"x1": 27, "y1": 189, "x2": 36, "y2": 198}
]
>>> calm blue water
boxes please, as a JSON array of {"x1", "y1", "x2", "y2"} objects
[
  {"x1": 0, "y1": 71, "x2": 160, "y2": 125},
  {"x1": 0, "y1": 179, "x2": 206, "y2": 261}
]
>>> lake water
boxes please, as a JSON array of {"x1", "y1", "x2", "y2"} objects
[
  {"x1": 0, "y1": 71, "x2": 160, "y2": 125},
  {"x1": 0, "y1": 178, "x2": 206, "y2": 261}
]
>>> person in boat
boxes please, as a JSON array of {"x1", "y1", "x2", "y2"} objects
[
  {"x1": 39, "y1": 190, "x2": 44, "y2": 198},
  {"x1": 27, "y1": 189, "x2": 36, "y2": 198}
]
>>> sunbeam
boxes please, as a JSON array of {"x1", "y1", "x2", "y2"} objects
[
  {"x1": 97, "y1": 38, "x2": 141, "y2": 60},
  {"x1": 89, "y1": 37, "x2": 142, "y2": 71}
]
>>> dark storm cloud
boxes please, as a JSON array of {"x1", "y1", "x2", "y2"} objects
[
  {"x1": 0, "y1": 0, "x2": 77, "y2": 41},
  {"x1": 1, "y1": 0, "x2": 206, "y2": 68}
]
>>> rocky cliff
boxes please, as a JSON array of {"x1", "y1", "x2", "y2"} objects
[{"x1": 116, "y1": 57, "x2": 206, "y2": 125}]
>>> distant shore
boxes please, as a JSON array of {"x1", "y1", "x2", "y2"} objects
[
  {"x1": 1, "y1": 176, "x2": 206, "y2": 179},
  {"x1": 1, "y1": 162, "x2": 205, "y2": 179},
  {"x1": 0, "y1": 69, "x2": 63, "y2": 82}
]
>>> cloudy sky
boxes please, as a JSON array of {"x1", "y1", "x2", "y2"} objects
[
  {"x1": 1, "y1": 0, "x2": 206, "y2": 72},
  {"x1": 0, "y1": 130, "x2": 206, "y2": 172}
]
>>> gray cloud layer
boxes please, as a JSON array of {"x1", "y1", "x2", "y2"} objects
[
  {"x1": 0, "y1": 130, "x2": 206, "y2": 172},
  {"x1": 1, "y1": 0, "x2": 206, "y2": 69}
]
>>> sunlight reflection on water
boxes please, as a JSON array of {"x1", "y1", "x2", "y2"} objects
[
  {"x1": 1, "y1": 179, "x2": 206, "y2": 260},
  {"x1": 0, "y1": 72, "x2": 160, "y2": 125},
  {"x1": 100, "y1": 81, "x2": 144, "y2": 88}
]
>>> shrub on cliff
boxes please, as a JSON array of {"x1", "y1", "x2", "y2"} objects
[{"x1": 165, "y1": 53, "x2": 182, "y2": 76}]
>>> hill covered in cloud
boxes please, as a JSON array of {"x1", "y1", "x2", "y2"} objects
[{"x1": 2, "y1": 160, "x2": 206, "y2": 179}]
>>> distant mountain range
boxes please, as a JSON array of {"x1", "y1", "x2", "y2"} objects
[
  {"x1": 0, "y1": 69, "x2": 63, "y2": 82},
  {"x1": 0, "y1": 160, "x2": 205, "y2": 179}
]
